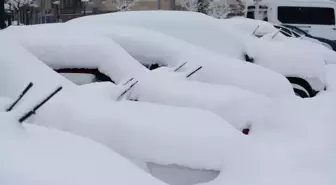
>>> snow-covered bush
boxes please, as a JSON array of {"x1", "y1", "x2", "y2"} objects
[
  {"x1": 206, "y1": 0, "x2": 230, "y2": 18},
  {"x1": 176, "y1": 0, "x2": 200, "y2": 11},
  {"x1": 112, "y1": 0, "x2": 137, "y2": 11}
]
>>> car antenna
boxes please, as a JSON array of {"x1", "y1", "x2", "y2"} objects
[
  {"x1": 116, "y1": 80, "x2": 139, "y2": 101},
  {"x1": 18, "y1": 86, "x2": 63, "y2": 123},
  {"x1": 251, "y1": 25, "x2": 260, "y2": 36},
  {"x1": 186, "y1": 66, "x2": 203, "y2": 78},
  {"x1": 6, "y1": 82, "x2": 34, "y2": 112},
  {"x1": 174, "y1": 62, "x2": 187, "y2": 72}
]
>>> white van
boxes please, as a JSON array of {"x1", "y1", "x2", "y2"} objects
[{"x1": 245, "y1": 0, "x2": 336, "y2": 40}]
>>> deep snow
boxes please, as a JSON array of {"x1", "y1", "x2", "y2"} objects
[{"x1": 0, "y1": 112, "x2": 168, "y2": 185}]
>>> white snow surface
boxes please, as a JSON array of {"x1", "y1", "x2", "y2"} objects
[
  {"x1": 128, "y1": 71, "x2": 275, "y2": 130},
  {"x1": 2, "y1": 23, "x2": 295, "y2": 97},
  {"x1": 33, "y1": 93, "x2": 248, "y2": 171},
  {"x1": 67, "y1": 10, "x2": 247, "y2": 59},
  {"x1": 0, "y1": 37, "x2": 74, "y2": 105},
  {"x1": 249, "y1": 35, "x2": 325, "y2": 79},
  {"x1": 61, "y1": 23, "x2": 295, "y2": 98},
  {"x1": 200, "y1": 92, "x2": 336, "y2": 185},
  {"x1": 263, "y1": 32, "x2": 336, "y2": 65},
  {"x1": 247, "y1": 34, "x2": 326, "y2": 90},
  {"x1": 0, "y1": 112, "x2": 168, "y2": 185},
  {"x1": 325, "y1": 64, "x2": 336, "y2": 92},
  {"x1": 67, "y1": 12, "x2": 326, "y2": 91},
  {"x1": 221, "y1": 17, "x2": 278, "y2": 36},
  {"x1": 1, "y1": 24, "x2": 147, "y2": 84},
  {"x1": 0, "y1": 39, "x2": 248, "y2": 171}
]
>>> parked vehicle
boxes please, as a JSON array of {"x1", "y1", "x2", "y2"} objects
[
  {"x1": 1, "y1": 24, "x2": 276, "y2": 132},
  {"x1": 0, "y1": 37, "x2": 238, "y2": 185},
  {"x1": 0, "y1": 88, "x2": 167, "y2": 185},
  {"x1": 68, "y1": 12, "x2": 325, "y2": 98},
  {"x1": 276, "y1": 24, "x2": 336, "y2": 51},
  {"x1": 245, "y1": 0, "x2": 336, "y2": 40}
]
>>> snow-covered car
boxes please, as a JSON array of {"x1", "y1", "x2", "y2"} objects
[
  {"x1": 0, "y1": 91, "x2": 168, "y2": 185},
  {"x1": 2, "y1": 29, "x2": 336, "y2": 185},
  {"x1": 67, "y1": 11, "x2": 326, "y2": 98},
  {"x1": 0, "y1": 38, "x2": 240, "y2": 185},
  {"x1": 60, "y1": 23, "x2": 295, "y2": 98},
  {"x1": 222, "y1": 17, "x2": 336, "y2": 64},
  {"x1": 1, "y1": 25, "x2": 275, "y2": 132}
]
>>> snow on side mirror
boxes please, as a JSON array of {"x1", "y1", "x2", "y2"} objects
[
  {"x1": 252, "y1": 25, "x2": 260, "y2": 36},
  {"x1": 116, "y1": 80, "x2": 139, "y2": 101},
  {"x1": 174, "y1": 62, "x2": 188, "y2": 72},
  {"x1": 19, "y1": 86, "x2": 63, "y2": 123},
  {"x1": 6, "y1": 82, "x2": 34, "y2": 112},
  {"x1": 186, "y1": 66, "x2": 203, "y2": 79}
]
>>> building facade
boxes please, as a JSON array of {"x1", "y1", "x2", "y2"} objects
[{"x1": 39, "y1": 0, "x2": 242, "y2": 22}]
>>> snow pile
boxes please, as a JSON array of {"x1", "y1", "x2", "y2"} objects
[
  {"x1": 128, "y1": 72, "x2": 273, "y2": 130},
  {"x1": 0, "y1": 35, "x2": 247, "y2": 172},
  {"x1": 67, "y1": 10, "x2": 247, "y2": 59},
  {"x1": 263, "y1": 32, "x2": 336, "y2": 65},
  {"x1": 325, "y1": 64, "x2": 336, "y2": 92},
  {"x1": 0, "y1": 37, "x2": 74, "y2": 106},
  {"x1": 248, "y1": 36, "x2": 325, "y2": 80},
  {"x1": 33, "y1": 94, "x2": 247, "y2": 171},
  {"x1": 201, "y1": 93, "x2": 336, "y2": 185},
  {"x1": 246, "y1": 35, "x2": 326, "y2": 91},
  {"x1": 62, "y1": 23, "x2": 295, "y2": 98},
  {"x1": 1, "y1": 24, "x2": 147, "y2": 84},
  {"x1": 0, "y1": 111, "x2": 168, "y2": 185},
  {"x1": 221, "y1": 17, "x2": 278, "y2": 36}
]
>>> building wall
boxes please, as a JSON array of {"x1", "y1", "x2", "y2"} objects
[
  {"x1": 94, "y1": 0, "x2": 172, "y2": 12},
  {"x1": 94, "y1": 0, "x2": 240, "y2": 12}
]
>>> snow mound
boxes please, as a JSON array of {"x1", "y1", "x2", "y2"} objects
[
  {"x1": 0, "y1": 112, "x2": 167, "y2": 185},
  {"x1": 67, "y1": 10, "x2": 247, "y2": 59},
  {"x1": 221, "y1": 17, "x2": 278, "y2": 36},
  {"x1": 62, "y1": 23, "x2": 295, "y2": 98},
  {"x1": 0, "y1": 37, "x2": 74, "y2": 114},
  {"x1": 263, "y1": 32, "x2": 336, "y2": 65},
  {"x1": 128, "y1": 72, "x2": 274, "y2": 130},
  {"x1": 200, "y1": 93, "x2": 336, "y2": 185},
  {"x1": 247, "y1": 35, "x2": 326, "y2": 91},
  {"x1": 33, "y1": 93, "x2": 248, "y2": 171},
  {"x1": 1, "y1": 25, "x2": 147, "y2": 84}
]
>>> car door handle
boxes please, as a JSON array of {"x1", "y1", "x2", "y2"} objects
[{"x1": 333, "y1": 28, "x2": 336, "y2": 30}]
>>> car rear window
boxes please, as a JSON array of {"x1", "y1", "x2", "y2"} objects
[{"x1": 278, "y1": 6, "x2": 335, "y2": 25}]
